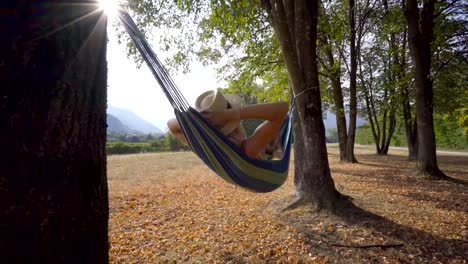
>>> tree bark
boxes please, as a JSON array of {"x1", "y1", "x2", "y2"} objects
[
  {"x1": 402, "y1": 83, "x2": 419, "y2": 159},
  {"x1": 379, "y1": 0, "x2": 398, "y2": 155},
  {"x1": 405, "y1": 0, "x2": 447, "y2": 178},
  {"x1": 359, "y1": 62, "x2": 381, "y2": 153},
  {"x1": 263, "y1": 0, "x2": 345, "y2": 210},
  {"x1": 321, "y1": 35, "x2": 348, "y2": 161},
  {"x1": 331, "y1": 76, "x2": 349, "y2": 161},
  {"x1": 0, "y1": 1, "x2": 109, "y2": 262},
  {"x1": 346, "y1": 0, "x2": 358, "y2": 163},
  {"x1": 400, "y1": 28, "x2": 418, "y2": 160}
]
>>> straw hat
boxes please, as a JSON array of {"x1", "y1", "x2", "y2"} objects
[
  {"x1": 195, "y1": 90, "x2": 242, "y2": 134},
  {"x1": 195, "y1": 90, "x2": 241, "y2": 112}
]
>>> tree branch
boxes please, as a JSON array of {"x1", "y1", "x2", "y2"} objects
[
  {"x1": 435, "y1": 0, "x2": 460, "y2": 18},
  {"x1": 432, "y1": 47, "x2": 468, "y2": 78}
]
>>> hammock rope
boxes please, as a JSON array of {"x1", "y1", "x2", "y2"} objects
[
  {"x1": 118, "y1": 8, "x2": 295, "y2": 192},
  {"x1": 118, "y1": 9, "x2": 189, "y2": 111}
]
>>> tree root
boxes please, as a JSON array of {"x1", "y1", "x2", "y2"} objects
[
  {"x1": 281, "y1": 197, "x2": 307, "y2": 212},
  {"x1": 415, "y1": 167, "x2": 448, "y2": 180},
  {"x1": 280, "y1": 191, "x2": 353, "y2": 212}
]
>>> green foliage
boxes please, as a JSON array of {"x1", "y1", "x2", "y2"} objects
[
  {"x1": 119, "y1": 0, "x2": 467, "y2": 154},
  {"x1": 107, "y1": 142, "x2": 155, "y2": 155},
  {"x1": 355, "y1": 124, "x2": 376, "y2": 146},
  {"x1": 123, "y1": 0, "x2": 290, "y2": 102},
  {"x1": 107, "y1": 134, "x2": 190, "y2": 155},
  {"x1": 326, "y1": 128, "x2": 339, "y2": 143},
  {"x1": 166, "y1": 134, "x2": 191, "y2": 151},
  {"x1": 356, "y1": 113, "x2": 468, "y2": 150},
  {"x1": 434, "y1": 114, "x2": 468, "y2": 149}
]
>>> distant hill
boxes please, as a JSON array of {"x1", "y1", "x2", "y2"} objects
[
  {"x1": 107, "y1": 105, "x2": 162, "y2": 134},
  {"x1": 323, "y1": 110, "x2": 366, "y2": 134},
  {"x1": 107, "y1": 114, "x2": 133, "y2": 134}
]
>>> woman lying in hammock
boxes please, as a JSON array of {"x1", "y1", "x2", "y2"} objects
[{"x1": 167, "y1": 90, "x2": 289, "y2": 159}]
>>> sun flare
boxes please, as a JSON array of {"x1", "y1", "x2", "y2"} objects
[{"x1": 98, "y1": 0, "x2": 119, "y2": 19}]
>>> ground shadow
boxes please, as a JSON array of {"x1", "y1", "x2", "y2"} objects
[
  {"x1": 332, "y1": 165, "x2": 467, "y2": 212},
  {"x1": 275, "y1": 201, "x2": 467, "y2": 263},
  {"x1": 272, "y1": 153, "x2": 468, "y2": 262}
]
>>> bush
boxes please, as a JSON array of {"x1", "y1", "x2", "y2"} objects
[
  {"x1": 106, "y1": 134, "x2": 191, "y2": 155},
  {"x1": 107, "y1": 142, "x2": 148, "y2": 155}
]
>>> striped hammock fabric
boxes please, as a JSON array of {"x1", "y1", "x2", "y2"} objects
[{"x1": 118, "y1": 8, "x2": 293, "y2": 192}]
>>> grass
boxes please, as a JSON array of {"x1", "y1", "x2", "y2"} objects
[{"x1": 107, "y1": 146, "x2": 467, "y2": 263}]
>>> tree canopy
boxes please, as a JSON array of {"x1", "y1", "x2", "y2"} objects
[{"x1": 120, "y1": 0, "x2": 467, "y2": 183}]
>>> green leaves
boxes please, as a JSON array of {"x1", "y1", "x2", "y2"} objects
[{"x1": 119, "y1": 0, "x2": 288, "y2": 101}]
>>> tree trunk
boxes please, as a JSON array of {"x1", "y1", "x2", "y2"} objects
[
  {"x1": 358, "y1": 58, "x2": 381, "y2": 153},
  {"x1": 293, "y1": 103, "x2": 305, "y2": 190},
  {"x1": 264, "y1": 0, "x2": 345, "y2": 210},
  {"x1": 322, "y1": 36, "x2": 348, "y2": 161},
  {"x1": 379, "y1": 1, "x2": 398, "y2": 156},
  {"x1": 346, "y1": 0, "x2": 358, "y2": 163},
  {"x1": 405, "y1": 0, "x2": 447, "y2": 178},
  {"x1": 331, "y1": 76, "x2": 349, "y2": 161},
  {"x1": 402, "y1": 84, "x2": 418, "y2": 159},
  {"x1": 399, "y1": 28, "x2": 418, "y2": 160},
  {"x1": 0, "y1": 1, "x2": 109, "y2": 262}
]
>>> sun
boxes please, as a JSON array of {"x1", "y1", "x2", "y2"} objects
[{"x1": 98, "y1": 0, "x2": 119, "y2": 19}]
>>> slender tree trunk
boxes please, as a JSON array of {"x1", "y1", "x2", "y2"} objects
[
  {"x1": 405, "y1": 0, "x2": 447, "y2": 178},
  {"x1": 264, "y1": 0, "x2": 345, "y2": 210},
  {"x1": 0, "y1": 1, "x2": 109, "y2": 262},
  {"x1": 324, "y1": 41, "x2": 348, "y2": 161},
  {"x1": 346, "y1": 0, "x2": 358, "y2": 163},
  {"x1": 331, "y1": 76, "x2": 349, "y2": 161},
  {"x1": 400, "y1": 28, "x2": 418, "y2": 160},
  {"x1": 364, "y1": 91, "x2": 381, "y2": 153},
  {"x1": 379, "y1": 1, "x2": 398, "y2": 156},
  {"x1": 402, "y1": 84, "x2": 418, "y2": 159},
  {"x1": 381, "y1": 107, "x2": 396, "y2": 154},
  {"x1": 358, "y1": 57, "x2": 380, "y2": 153},
  {"x1": 380, "y1": 87, "x2": 389, "y2": 153}
]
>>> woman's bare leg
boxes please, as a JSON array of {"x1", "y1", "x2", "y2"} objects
[
  {"x1": 169, "y1": 101, "x2": 289, "y2": 158},
  {"x1": 167, "y1": 118, "x2": 188, "y2": 144},
  {"x1": 239, "y1": 102, "x2": 288, "y2": 159}
]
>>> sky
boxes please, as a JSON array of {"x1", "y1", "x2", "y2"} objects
[{"x1": 106, "y1": 19, "x2": 224, "y2": 130}]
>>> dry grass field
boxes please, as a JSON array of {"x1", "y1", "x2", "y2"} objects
[{"x1": 107, "y1": 145, "x2": 468, "y2": 263}]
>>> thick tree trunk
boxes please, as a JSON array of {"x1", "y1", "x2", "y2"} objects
[
  {"x1": 0, "y1": 1, "x2": 109, "y2": 263},
  {"x1": 405, "y1": 0, "x2": 447, "y2": 178},
  {"x1": 293, "y1": 105, "x2": 305, "y2": 190},
  {"x1": 264, "y1": 0, "x2": 345, "y2": 210},
  {"x1": 346, "y1": 0, "x2": 358, "y2": 163}
]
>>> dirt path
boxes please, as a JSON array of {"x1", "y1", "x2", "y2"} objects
[{"x1": 388, "y1": 146, "x2": 468, "y2": 156}]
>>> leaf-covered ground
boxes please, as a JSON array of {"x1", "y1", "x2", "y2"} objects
[{"x1": 107, "y1": 145, "x2": 468, "y2": 263}]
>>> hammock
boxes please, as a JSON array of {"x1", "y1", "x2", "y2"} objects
[{"x1": 118, "y1": 9, "x2": 293, "y2": 192}]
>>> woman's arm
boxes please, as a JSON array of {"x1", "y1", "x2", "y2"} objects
[
  {"x1": 202, "y1": 102, "x2": 289, "y2": 159},
  {"x1": 202, "y1": 102, "x2": 289, "y2": 127}
]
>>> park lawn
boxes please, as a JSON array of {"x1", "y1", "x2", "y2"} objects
[{"x1": 107, "y1": 146, "x2": 467, "y2": 263}]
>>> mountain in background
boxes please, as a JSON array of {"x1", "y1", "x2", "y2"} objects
[
  {"x1": 107, "y1": 114, "x2": 133, "y2": 134},
  {"x1": 323, "y1": 110, "x2": 366, "y2": 134},
  {"x1": 107, "y1": 105, "x2": 162, "y2": 134}
]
